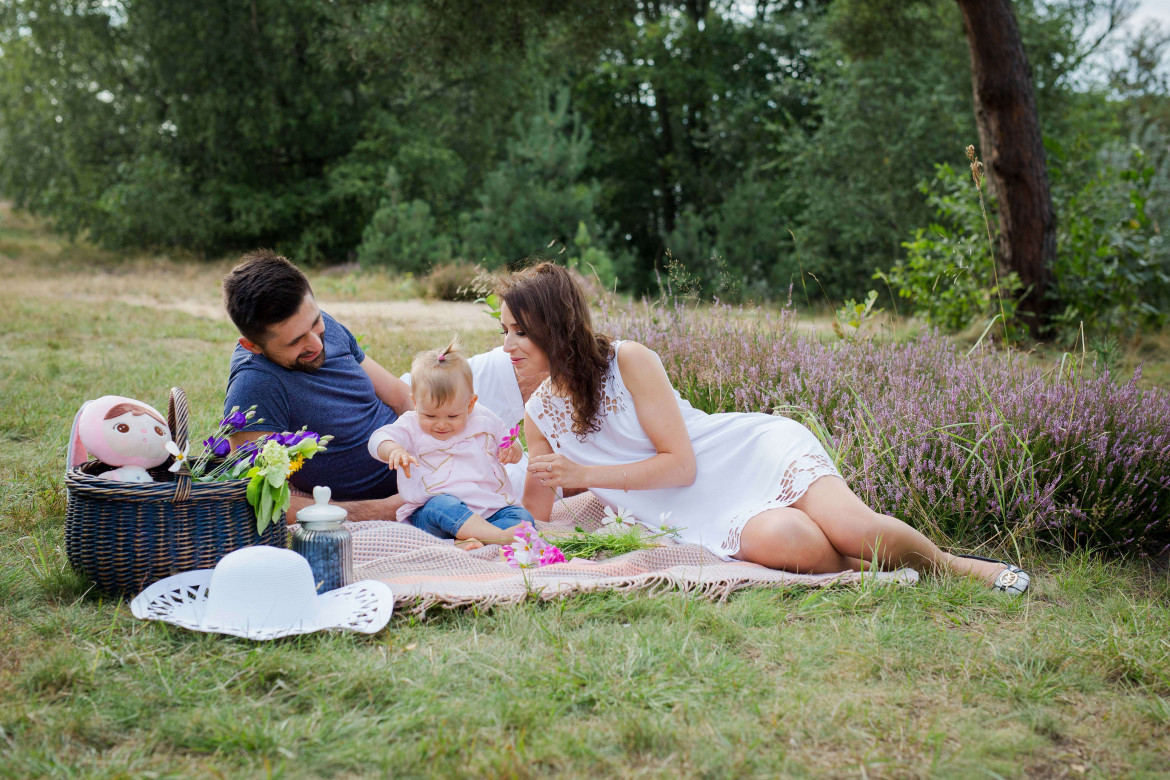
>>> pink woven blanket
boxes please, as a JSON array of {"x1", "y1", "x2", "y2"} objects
[{"x1": 340, "y1": 493, "x2": 917, "y2": 614}]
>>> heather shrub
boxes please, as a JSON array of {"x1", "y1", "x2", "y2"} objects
[{"x1": 600, "y1": 300, "x2": 1170, "y2": 556}]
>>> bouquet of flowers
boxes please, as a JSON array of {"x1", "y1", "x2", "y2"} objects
[
  {"x1": 549, "y1": 508, "x2": 681, "y2": 560},
  {"x1": 165, "y1": 406, "x2": 333, "y2": 534}
]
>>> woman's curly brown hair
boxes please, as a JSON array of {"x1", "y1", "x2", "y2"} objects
[{"x1": 498, "y1": 262, "x2": 612, "y2": 438}]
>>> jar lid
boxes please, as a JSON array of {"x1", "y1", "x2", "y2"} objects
[{"x1": 297, "y1": 486, "x2": 348, "y2": 527}]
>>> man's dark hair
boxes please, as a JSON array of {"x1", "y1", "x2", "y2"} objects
[{"x1": 222, "y1": 249, "x2": 313, "y2": 344}]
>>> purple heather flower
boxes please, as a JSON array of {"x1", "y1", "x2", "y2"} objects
[{"x1": 598, "y1": 299, "x2": 1170, "y2": 556}]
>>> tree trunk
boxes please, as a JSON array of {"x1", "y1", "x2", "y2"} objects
[{"x1": 955, "y1": 0, "x2": 1055, "y2": 336}]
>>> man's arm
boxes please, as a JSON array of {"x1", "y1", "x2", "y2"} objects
[
  {"x1": 286, "y1": 490, "x2": 404, "y2": 524},
  {"x1": 360, "y1": 356, "x2": 414, "y2": 416},
  {"x1": 229, "y1": 431, "x2": 404, "y2": 523}
]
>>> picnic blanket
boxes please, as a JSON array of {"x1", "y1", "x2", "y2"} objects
[{"x1": 337, "y1": 493, "x2": 917, "y2": 614}]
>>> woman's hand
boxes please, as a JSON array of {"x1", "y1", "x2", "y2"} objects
[{"x1": 528, "y1": 453, "x2": 590, "y2": 490}]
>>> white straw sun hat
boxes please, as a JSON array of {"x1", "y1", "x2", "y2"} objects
[{"x1": 130, "y1": 546, "x2": 394, "y2": 640}]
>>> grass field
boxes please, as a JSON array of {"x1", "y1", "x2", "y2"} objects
[{"x1": 2, "y1": 210, "x2": 1169, "y2": 778}]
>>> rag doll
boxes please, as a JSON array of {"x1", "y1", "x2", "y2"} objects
[{"x1": 67, "y1": 395, "x2": 173, "y2": 482}]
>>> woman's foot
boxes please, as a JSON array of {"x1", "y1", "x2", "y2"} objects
[
  {"x1": 455, "y1": 538, "x2": 485, "y2": 551},
  {"x1": 947, "y1": 553, "x2": 1030, "y2": 595}
]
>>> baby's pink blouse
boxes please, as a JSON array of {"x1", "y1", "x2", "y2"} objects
[{"x1": 367, "y1": 406, "x2": 517, "y2": 522}]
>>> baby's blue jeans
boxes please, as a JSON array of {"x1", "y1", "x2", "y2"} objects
[{"x1": 409, "y1": 494, "x2": 532, "y2": 540}]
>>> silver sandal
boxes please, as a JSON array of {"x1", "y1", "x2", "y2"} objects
[{"x1": 956, "y1": 554, "x2": 1030, "y2": 596}]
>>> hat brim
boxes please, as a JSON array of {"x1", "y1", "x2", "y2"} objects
[{"x1": 131, "y1": 571, "x2": 394, "y2": 641}]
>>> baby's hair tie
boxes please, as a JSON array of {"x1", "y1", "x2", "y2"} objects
[{"x1": 437, "y1": 354, "x2": 446, "y2": 363}]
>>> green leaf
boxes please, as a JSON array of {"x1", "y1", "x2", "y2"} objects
[
  {"x1": 246, "y1": 474, "x2": 262, "y2": 507},
  {"x1": 260, "y1": 489, "x2": 273, "y2": 531}
]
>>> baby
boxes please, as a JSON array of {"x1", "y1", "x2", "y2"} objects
[{"x1": 367, "y1": 340, "x2": 532, "y2": 549}]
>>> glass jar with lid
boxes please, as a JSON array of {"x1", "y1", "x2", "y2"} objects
[{"x1": 290, "y1": 486, "x2": 352, "y2": 594}]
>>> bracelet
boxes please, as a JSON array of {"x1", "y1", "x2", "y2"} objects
[{"x1": 622, "y1": 469, "x2": 628, "y2": 493}]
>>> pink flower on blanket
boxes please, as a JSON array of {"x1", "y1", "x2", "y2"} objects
[
  {"x1": 502, "y1": 521, "x2": 564, "y2": 569},
  {"x1": 539, "y1": 546, "x2": 566, "y2": 565}
]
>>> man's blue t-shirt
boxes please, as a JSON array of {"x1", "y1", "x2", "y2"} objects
[{"x1": 223, "y1": 312, "x2": 398, "y2": 501}]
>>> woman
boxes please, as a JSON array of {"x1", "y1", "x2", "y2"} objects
[{"x1": 503, "y1": 263, "x2": 1029, "y2": 594}]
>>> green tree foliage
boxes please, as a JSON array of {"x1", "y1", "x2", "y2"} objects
[
  {"x1": 460, "y1": 88, "x2": 608, "y2": 268},
  {"x1": 878, "y1": 3, "x2": 1170, "y2": 343},
  {"x1": 1051, "y1": 148, "x2": 1169, "y2": 342},
  {"x1": 0, "y1": 0, "x2": 372, "y2": 258},
  {"x1": 574, "y1": 1, "x2": 822, "y2": 291},
  {"x1": 2, "y1": 0, "x2": 1166, "y2": 328},
  {"x1": 777, "y1": 0, "x2": 975, "y2": 297},
  {"x1": 0, "y1": 0, "x2": 628, "y2": 260}
]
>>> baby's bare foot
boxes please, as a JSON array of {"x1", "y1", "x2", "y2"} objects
[{"x1": 455, "y1": 538, "x2": 485, "y2": 551}]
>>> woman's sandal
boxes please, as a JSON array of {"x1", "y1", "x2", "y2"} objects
[{"x1": 955, "y1": 554, "x2": 1030, "y2": 596}]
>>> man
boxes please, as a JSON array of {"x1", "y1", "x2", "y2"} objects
[{"x1": 222, "y1": 249, "x2": 412, "y2": 522}]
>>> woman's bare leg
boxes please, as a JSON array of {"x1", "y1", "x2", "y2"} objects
[
  {"x1": 734, "y1": 507, "x2": 861, "y2": 574},
  {"x1": 791, "y1": 476, "x2": 1004, "y2": 583}
]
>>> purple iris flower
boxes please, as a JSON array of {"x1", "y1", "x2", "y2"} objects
[
  {"x1": 221, "y1": 410, "x2": 248, "y2": 429},
  {"x1": 235, "y1": 439, "x2": 262, "y2": 464},
  {"x1": 203, "y1": 436, "x2": 231, "y2": 457},
  {"x1": 274, "y1": 430, "x2": 318, "y2": 446}
]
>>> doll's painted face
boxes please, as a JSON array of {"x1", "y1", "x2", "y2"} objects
[{"x1": 102, "y1": 405, "x2": 171, "y2": 461}]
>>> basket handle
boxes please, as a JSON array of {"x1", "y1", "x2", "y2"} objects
[
  {"x1": 66, "y1": 399, "x2": 93, "y2": 472},
  {"x1": 167, "y1": 387, "x2": 192, "y2": 503}
]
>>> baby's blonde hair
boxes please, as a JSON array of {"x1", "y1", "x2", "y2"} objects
[{"x1": 410, "y1": 338, "x2": 474, "y2": 407}]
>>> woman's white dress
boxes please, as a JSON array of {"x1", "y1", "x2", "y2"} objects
[{"x1": 525, "y1": 341, "x2": 842, "y2": 559}]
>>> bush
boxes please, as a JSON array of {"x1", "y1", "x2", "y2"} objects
[
  {"x1": 91, "y1": 154, "x2": 218, "y2": 251},
  {"x1": 1050, "y1": 148, "x2": 1170, "y2": 344},
  {"x1": 602, "y1": 299, "x2": 1170, "y2": 556},
  {"x1": 894, "y1": 150, "x2": 1170, "y2": 346},
  {"x1": 565, "y1": 221, "x2": 632, "y2": 292},
  {"x1": 357, "y1": 168, "x2": 454, "y2": 274},
  {"x1": 882, "y1": 164, "x2": 1022, "y2": 333},
  {"x1": 422, "y1": 262, "x2": 487, "y2": 302},
  {"x1": 459, "y1": 87, "x2": 608, "y2": 268}
]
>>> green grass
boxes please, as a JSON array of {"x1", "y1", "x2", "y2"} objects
[{"x1": 2, "y1": 218, "x2": 1170, "y2": 777}]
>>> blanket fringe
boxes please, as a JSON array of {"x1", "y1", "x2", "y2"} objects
[{"x1": 397, "y1": 568, "x2": 889, "y2": 616}]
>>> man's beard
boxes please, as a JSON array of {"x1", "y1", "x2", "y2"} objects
[{"x1": 290, "y1": 348, "x2": 326, "y2": 372}]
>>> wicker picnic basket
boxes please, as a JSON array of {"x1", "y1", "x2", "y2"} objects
[{"x1": 64, "y1": 386, "x2": 287, "y2": 596}]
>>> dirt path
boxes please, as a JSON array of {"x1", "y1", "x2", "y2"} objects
[{"x1": 4, "y1": 256, "x2": 491, "y2": 332}]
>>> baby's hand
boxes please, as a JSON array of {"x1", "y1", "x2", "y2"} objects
[
  {"x1": 381, "y1": 445, "x2": 418, "y2": 478},
  {"x1": 498, "y1": 440, "x2": 522, "y2": 465}
]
